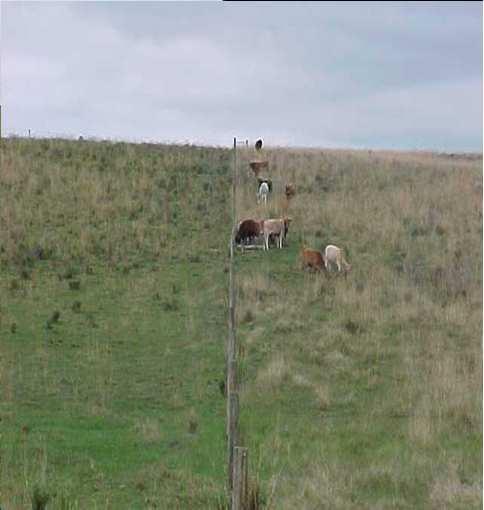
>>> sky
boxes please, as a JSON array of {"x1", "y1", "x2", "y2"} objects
[{"x1": 1, "y1": 1, "x2": 482, "y2": 151}]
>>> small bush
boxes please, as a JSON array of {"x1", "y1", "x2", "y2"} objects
[
  {"x1": 344, "y1": 319, "x2": 363, "y2": 335},
  {"x1": 71, "y1": 301, "x2": 82, "y2": 313},
  {"x1": 31, "y1": 484, "x2": 51, "y2": 510},
  {"x1": 242, "y1": 309, "x2": 255, "y2": 324},
  {"x1": 162, "y1": 298, "x2": 179, "y2": 312}
]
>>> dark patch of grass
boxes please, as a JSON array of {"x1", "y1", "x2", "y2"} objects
[
  {"x1": 68, "y1": 280, "x2": 81, "y2": 290},
  {"x1": 71, "y1": 301, "x2": 82, "y2": 313},
  {"x1": 161, "y1": 297, "x2": 180, "y2": 312},
  {"x1": 46, "y1": 310, "x2": 61, "y2": 329},
  {"x1": 242, "y1": 309, "x2": 256, "y2": 324},
  {"x1": 31, "y1": 485, "x2": 51, "y2": 510},
  {"x1": 344, "y1": 319, "x2": 364, "y2": 335}
]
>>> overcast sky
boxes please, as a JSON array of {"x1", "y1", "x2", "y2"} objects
[{"x1": 1, "y1": 1, "x2": 482, "y2": 151}]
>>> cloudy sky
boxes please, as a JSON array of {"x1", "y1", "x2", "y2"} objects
[{"x1": 1, "y1": 1, "x2": 482, "y2": 151}]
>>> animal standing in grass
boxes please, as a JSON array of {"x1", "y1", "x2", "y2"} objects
[
  {"x1": 249, "y1": 160, "x2": 269, "y2": 178},
  {"x1": 263, "y1": 218, "x2": 292, "y2": 250},
  {"x1": 285, "y1": 183, "x2": 296, "y2": 200},
  {"x1": 300, "y1": 247, "x2": 326, "y2": 272},
  {"x1": 257, "y1": 181, "x2": 270, "y2": 205},
  {"x1": 324, "y1": 244, "x2": 351, "y2": 274},
  {"x1": 235, "y1": 219, "x2": 263, "y2": 246}
]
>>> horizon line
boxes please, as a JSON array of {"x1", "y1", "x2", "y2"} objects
[{"x1": 3, "y1": 132, "x2": 482, "y2": 156}]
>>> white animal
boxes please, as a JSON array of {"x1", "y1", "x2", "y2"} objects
[
  {"x1": 262, "y1": 218, "x2": 292, "y2": 250},
  {"x1": 257, "y1": 181, "x2": 270, "y2": 205},
  {"x1": 324, "y1": 245, "x2": 351, "y2": 273}
]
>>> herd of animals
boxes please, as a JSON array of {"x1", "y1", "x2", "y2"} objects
[{"x1": 233, "y1": 140, "x2": 352, "y2": 276}]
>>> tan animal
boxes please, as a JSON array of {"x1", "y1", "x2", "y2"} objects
[
  {"x1": 249, "y1": 160, "x2": 269, "y2": 178},
  {"x1": 300, "y1": 247, "x2": 326, "y2": 272},
  {"x1": 324, "y1": 245, "x2": 351, "y2": 273},
  {"x1": 263, "y1": 218, "x2": 292, "y2": 250},
  {"x1": 285, "y1": 183, "x2": 296, "y2": 200}
]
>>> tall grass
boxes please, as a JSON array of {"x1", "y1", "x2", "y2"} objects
[
  {"x1": 236, "y1": 144, "x2": 482, "y2": 508},
  {"x1": 1, "y1": 137, "x2": 481, "y2": 508}
]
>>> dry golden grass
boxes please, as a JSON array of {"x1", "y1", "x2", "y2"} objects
[
  {"x1": 429, "y1": 462, "x2": 481, "y2": 509},
  {"x1": 234, "y1": 145, "x2": 482, "y2": 508},
  {"x1": 255, "y1": 354, "x2": 290, "y2": 393}
]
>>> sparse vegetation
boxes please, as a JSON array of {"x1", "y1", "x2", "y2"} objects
[{"x1": 1, "y1": 138, "x2": 481, "y2": 508}]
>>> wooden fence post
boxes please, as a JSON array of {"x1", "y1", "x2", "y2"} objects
[
  {"x1": 227, "y1": 392, "x2": 239, "y2": 490},
  {"x1": 226, "y1": 138, "x2": 238, "y2": 493},
  {"x1": 232, "y1": 447, "x2": 248, "y2": 510},
  {"x1": 227, "y1": 138, "x2": 251, "y2": 508}
]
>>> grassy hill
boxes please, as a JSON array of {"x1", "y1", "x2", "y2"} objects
[{"x1": 1, "y1": 138, "x2": 482, "y2": 509}]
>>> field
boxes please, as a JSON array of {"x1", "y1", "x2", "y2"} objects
[{"x1": 0, "y1": 138, "x2": 482, "y2": 509}]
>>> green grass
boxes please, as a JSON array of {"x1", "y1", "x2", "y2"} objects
[
  {"x1": 2, "y1": 259, "x2": 228, "y2": 508},
  {"x1": 1, "y1": 138, "x2": 482, "y2": 508}
]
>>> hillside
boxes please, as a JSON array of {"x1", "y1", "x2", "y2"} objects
[{"x1": 1, "y1": 138, "x2": 482, "y2": 509}]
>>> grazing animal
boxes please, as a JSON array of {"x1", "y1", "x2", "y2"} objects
[
  {"x1": 255, "y1": 139, "x2": 263, "y2": 151},
  {"x1": 257, "y1": 181, "x2": 270, "y2": 205},
  {"x1": 263, "y1": 218, "x2": 292, "y2": 250},
  {"x1": 324, "y1": 245, "x2": 351, "y2": 273},
  {"x1": 300, "y1": 247, "x2": 326, "y2": 272},
  {"x1": 285, "y1": 183, "x2": 296, "y2": 200},
  {"x1": 235, "y1": 219, "x2": 263, "y2": 245},
  {"x1": 255, "y1": 219, "x2": 265, "y2": 234},
  {"x1": 249, "y1": 160, "x2": 269, "y2": 178},
  {"x1": 257, "y1": 177, "x2": 273, "y2": 192}
]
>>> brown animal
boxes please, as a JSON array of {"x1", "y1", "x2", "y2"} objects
[
  {"x1": 249, "y1": 160, "x2": 269, "y2": 178},
  {"x1": 263, "y1": 218, "x2": 292, "y2": 250},
  {"x1": 300, "y1": 247, "x2": 326, "y2": 272},
  {"x1": 285, "y1": 183, "x2": 296, "y2": 200},
  {"x1": 235, "y1": 219, "x2": 263, "y2": 245},
  {"x1": 255, "y1": 219, "x2": 265, "y2": 233}
]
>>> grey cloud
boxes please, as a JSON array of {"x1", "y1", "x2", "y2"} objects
[{"x1": 2, "y1": 1, "x2": 482, "y2": 150}]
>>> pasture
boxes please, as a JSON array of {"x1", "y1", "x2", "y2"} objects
[{"x1": 0, "y1": 138, "x2": 482, "y2": 508}]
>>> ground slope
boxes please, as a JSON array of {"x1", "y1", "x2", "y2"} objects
[{"x1": 0, "y1": 138, "x2": 482, "y2": 509}]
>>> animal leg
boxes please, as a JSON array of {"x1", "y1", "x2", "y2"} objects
[{"x1": 336, "y1": 255, "x2": 342, "y2": 272}]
